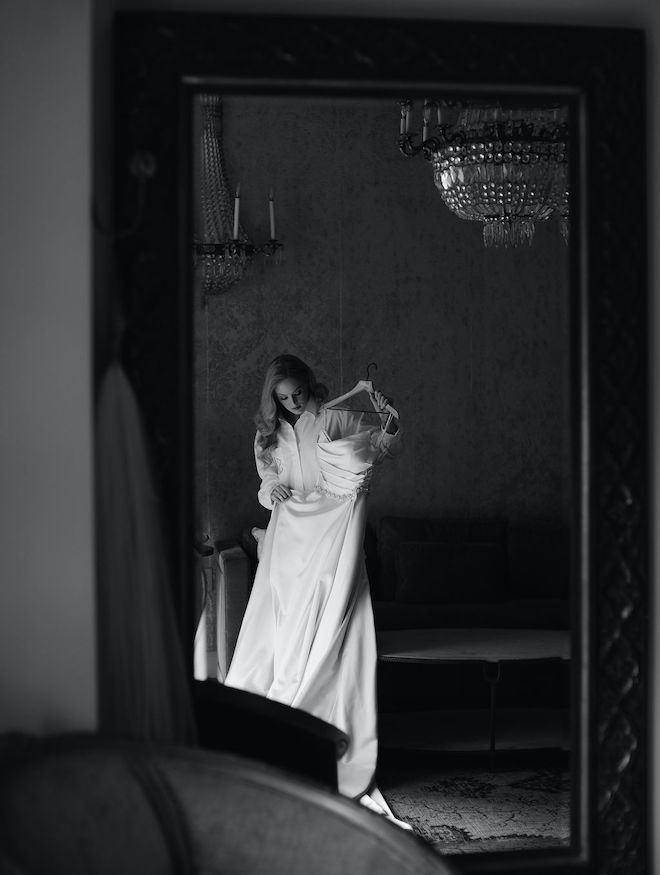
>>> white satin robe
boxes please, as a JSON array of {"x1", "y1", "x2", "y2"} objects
[{"x1": 224, "y1": 402, "x2": 398, "y2": 799}]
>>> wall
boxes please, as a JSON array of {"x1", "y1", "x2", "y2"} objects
[
  {"x1": 194, "y1": 95, "x2": 570, "y2": 544},
  {"x1": 0, "y1": 0, "x2": 96, "y2": 732}
]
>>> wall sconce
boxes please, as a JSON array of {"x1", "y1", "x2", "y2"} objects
[{"x1": 193, "y1": 94, "x2": 283, "y2": 298}]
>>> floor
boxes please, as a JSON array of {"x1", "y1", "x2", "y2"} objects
[{"x1": 376, "y1": 707, "x2": 572, "y2": 855}]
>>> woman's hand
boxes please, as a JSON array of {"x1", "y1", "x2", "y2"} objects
[
  {"x1": 372, "y1": 387, "x2": 399, "y2": 434},
  {"x1": 372, "y1": 388, "x2": 393, "y2": 413},
  {"x1": 271, "y1": 484, "x2": 292, "y2": 504}
]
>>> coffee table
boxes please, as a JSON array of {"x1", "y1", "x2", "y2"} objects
[{"x1": 377, "y1": 628, "x2": 571, "y2": 764}]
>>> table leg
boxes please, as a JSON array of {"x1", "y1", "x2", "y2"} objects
[{"x1": 482, "y1": 661, "x2": 502, "y2": 769}]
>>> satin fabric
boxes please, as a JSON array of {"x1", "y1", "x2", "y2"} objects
[{"x1": 225, "y1": 414, "x2": 393, "y2": 798}]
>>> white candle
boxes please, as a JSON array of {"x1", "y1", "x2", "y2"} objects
[
  {"x1": 405, "y1": 105, "x2": 411, "y2": 133},
  {"x1": 399, "y1": 104, "x2": 406, "y2": 135},
  {"x1": 269, "y1": 188, "x2": 276, "y2": 240},
  {"x1": 232, "y1": 183, "x2": 240, "y2": 239},
  {"x1": 423, "y1": 100, "x2": 430, "y2": 141}
]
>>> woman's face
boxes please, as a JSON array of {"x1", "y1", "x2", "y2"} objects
[{"x1": 275, "y1": 377, "x2": 309, "y2": 418}]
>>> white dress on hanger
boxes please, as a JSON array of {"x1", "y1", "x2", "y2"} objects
[{"x1": 224, "y1": 400, "x2": 400, "y2": 805}]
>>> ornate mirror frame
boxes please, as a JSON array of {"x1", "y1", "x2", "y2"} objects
[{"x1": 113, "y1": 13, "x2": 648, "y2": 874}]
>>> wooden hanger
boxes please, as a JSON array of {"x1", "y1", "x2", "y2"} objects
[{"x1": 323, "y1": 363, "x2": 399, "y2": 423}]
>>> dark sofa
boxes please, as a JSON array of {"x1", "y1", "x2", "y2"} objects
[
  {"x1": 367, "y1": 516, "x2": 571, "y2": 631},
  {"x1": 0, "y1": 733, "x2": 454, "y2": 875},
  {"x1": 366, "y1": 516, "x2": 572, "y2": 722}
]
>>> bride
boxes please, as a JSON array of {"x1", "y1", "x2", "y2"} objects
[{"x1": 224, "y1": 353, "x2": 410, "y2": 829}]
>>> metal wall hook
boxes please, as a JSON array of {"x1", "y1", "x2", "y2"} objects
[{"x1": 93, "y1": 150, "x2": 157, "y2": 240}]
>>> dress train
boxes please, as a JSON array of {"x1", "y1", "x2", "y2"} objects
[{"x1": 359, "y1": 786, "x2": 413, "y2": 831}]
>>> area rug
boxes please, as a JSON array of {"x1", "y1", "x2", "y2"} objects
[{"x1": 380, "y1": 765, "x2": 571, "y2": 854}]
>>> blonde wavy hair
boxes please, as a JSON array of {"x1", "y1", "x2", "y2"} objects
[{"x1": 254, "y1": 354, "x2": 328, "y2": 462}]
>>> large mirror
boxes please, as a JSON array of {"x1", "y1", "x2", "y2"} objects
[
  {"x1": 114, "y1": 13, "x2": 648, "y2": 874},
  {"x1": 191, "y1": 89, "x2": 573, "y2": 857}
]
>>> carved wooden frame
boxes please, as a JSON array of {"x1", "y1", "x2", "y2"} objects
[{"x1": 113, "y1": 14, "x2": 648, "y2": 874}]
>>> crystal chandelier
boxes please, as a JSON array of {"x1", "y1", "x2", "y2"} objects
[
  {"x1": 398, "y1": 101, "x2": 569, "y2": 247},
  {"x1": 193, "y1": 94, "x2": 283, "y2": 297}
]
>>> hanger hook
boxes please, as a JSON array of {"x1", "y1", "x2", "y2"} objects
[{"x1": 365, "y1": 362, "x2": 378, "y2": 381}]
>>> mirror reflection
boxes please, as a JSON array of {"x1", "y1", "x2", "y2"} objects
[{"x1": 191, "y1": 92, "x2": 572, "y2": 855}]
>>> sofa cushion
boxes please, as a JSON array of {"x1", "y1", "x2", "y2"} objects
[
  {"x1": 375, "y1": 517, "x2": 508, "y2": 602},
  {"x1": 507, "y1": 522, "x2": 570, "y2": 599},
  {"x1": 0, "y1": 734, "x2": 177, "y2": 875},
  {"x1": 395, "y1": 540, "x2": 506, "y2": 603}
]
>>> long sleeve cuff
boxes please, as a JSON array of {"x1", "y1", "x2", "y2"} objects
[
  {"x1": 257, "y1": 474, "x2": 279, "y2": 509},
  {"x1": 373, "y1": 424, "x2": 402, "y2": 459}
]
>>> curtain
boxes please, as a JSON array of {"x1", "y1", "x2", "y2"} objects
[{"x1": 95, "y1": 360, "x2": 196, "y2": 744}]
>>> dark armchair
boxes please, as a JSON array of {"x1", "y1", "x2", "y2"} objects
[{"x1": 0, "y1": 733, "x2": 457, "y2": 875}]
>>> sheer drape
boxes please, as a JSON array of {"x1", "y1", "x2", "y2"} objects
[{"x1": 96, "y1": 360, "x2": 196, "y2": 743}]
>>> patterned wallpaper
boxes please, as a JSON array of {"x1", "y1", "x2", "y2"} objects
[{"x1": 192, "y1": 94, "x2": 571, "y2": 546}]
